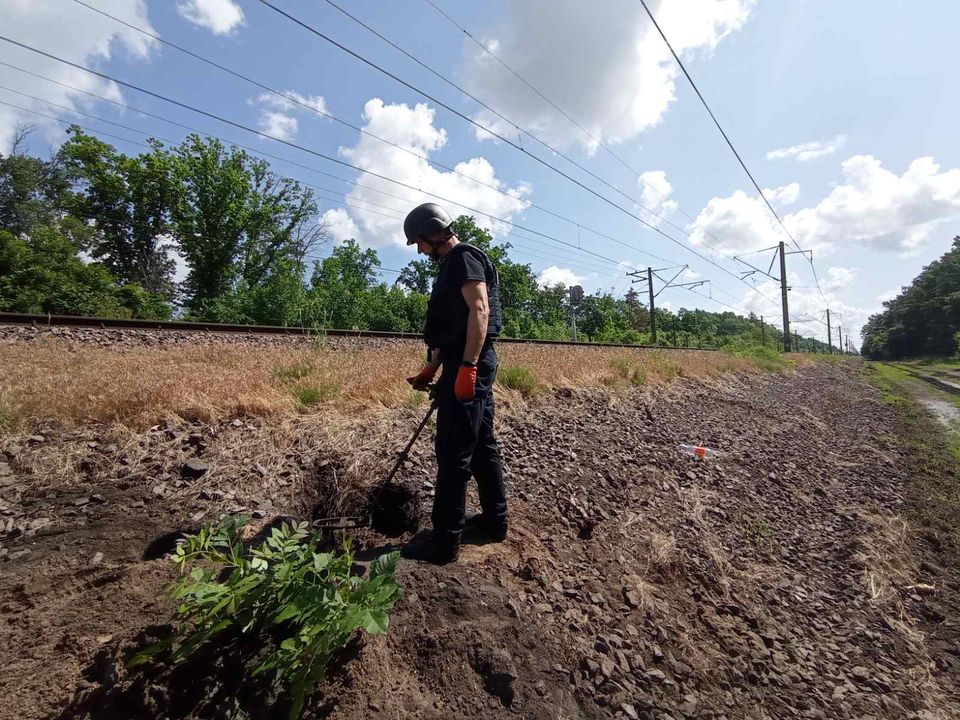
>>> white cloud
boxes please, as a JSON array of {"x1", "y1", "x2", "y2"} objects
[
  {"x1": 259, "y1": 111, "x2": 297, "y2": 141},
  {"x1": 689, "y1": 155, "x2": 960, "y2": 256},
  {"x1": 688, "y1": 185, "x2": 797, "y2": 255},
  {"x1": 638, "y1": 170, "x2": 678, "y2": 224},
  {"x1": 176, "y1": 0, "x2": 244, "y2": 36},
  {"x1": 464, "y1": 0, "x2": 753, "y2": 150},
  {"x1": 767, "y1": 183, "x2": 800, "y2": 206},
  {"x1": 254, "y1": 92, "x2": 328, "y2": 115},
  {"x1": 537, "y1": 266, "x2": 584, "y2": 288},
  {"x1": 0, "y1": 0, "x2": 157, "y2": 153},
  {"x1": 250, "y1": 91, "x2": 328, "y2": 142},
  {"x1": 823, "y1": 266, "x2": 856, "y2": 291},
  {"x1": 335, "y1": 98, "x2": 530, "y2": 248},
  {"x1": 789, "y1": 155, "x2": 960, "y2": 255},
  {"x1": 320, "y1": 208, "x2": 360, "y2": 245},
  {"x1": 766, "y1": 135, "x2": 846, "y2": 162},
  {"x1": 876, "y1": 289, "x2": 899, "y2": 304}
]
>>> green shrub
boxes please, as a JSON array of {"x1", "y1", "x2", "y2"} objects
[
  {"x1": 608, "y1": 356, "x2": 647, "y2": 386},
  {"x1": 497, "y1": 365, "x2": 542, "y2": 395},
  {"x1": 130, "y1": 516, "x2": 401, "y2": 720},
  {"x1": 291, "y1": 382, "x2": 338, "y2": 407}
]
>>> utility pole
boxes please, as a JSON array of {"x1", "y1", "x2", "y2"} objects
[
  {"x1": 734, "y1": 241, "x2": 814, "y2": 355},
  {"x1": 779, "y1": 241, "x2": 791, "y2": 352},
  {"x1": 838, "y1": 326, "x2": 843, "y2": 356},
  {"x1": 794, "y1": 332, "x2": 800, "y2": 353},
  {"x1": 569, "y1": 285, "x2": 583, "y2": 342},
  {"x1": 826, "y1": 309, "x2": 832, "y2": 354},
  {"x1": 647, "y1": 267, "x2": 656, "y2": 344},
  {"x1": 760, "y1": 315, "x2": 766, "y2": 346},
  {"x1": 627, "y1": 265, "x2": 705, "y2": 346}
]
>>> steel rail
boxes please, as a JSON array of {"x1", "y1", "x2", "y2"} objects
[{"x1": 0, "y1": 312, "x2": 718, "y2": 351}]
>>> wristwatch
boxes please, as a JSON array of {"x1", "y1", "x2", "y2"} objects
[{"x1": 461, "y1": 360, "x2": 477, "y2": 367}]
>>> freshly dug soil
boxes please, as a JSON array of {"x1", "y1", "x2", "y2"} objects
[{"x1": 1, "y1": 361, "x2": 958, "y2": 719}]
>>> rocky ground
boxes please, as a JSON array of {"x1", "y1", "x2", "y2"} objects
[
  {"x1": 1, "y1": 357, "x2": 958, "y2": 719},
  {"x1": 0, "y1": 324, "x2": 410, "y2": 352}
]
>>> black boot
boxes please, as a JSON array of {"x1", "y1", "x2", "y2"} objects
[
  {"x1": 401, "y1": 531, "x2": 460, "y2": 564},
  {"x1": 464, "y1": 512, "x2": 508, "y2": 543}
]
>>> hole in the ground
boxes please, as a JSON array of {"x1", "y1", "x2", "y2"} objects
[
  {"x1": 142, "y1": 529, "x2": 198, "y2": 560},
  {"x1": 368, "y1": 481, "x2": 420, "y2": 537}
]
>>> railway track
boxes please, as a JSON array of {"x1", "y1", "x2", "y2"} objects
[{"x1": 0, "y1": 311, "x2": 717, "y2": 351}]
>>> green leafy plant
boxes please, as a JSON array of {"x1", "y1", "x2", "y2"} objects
[
  {"x1": 131, "y1": 516, "x2": 401, "y2": 719},
  {"x1": 497, "y1": 365, "x2": 543, "y2": 395}
]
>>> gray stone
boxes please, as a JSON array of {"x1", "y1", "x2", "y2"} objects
[{"x1": 182, "y1": 458, "x2": 210, "y2": 479}]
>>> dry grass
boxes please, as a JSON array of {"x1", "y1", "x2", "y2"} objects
[
  {"x1": 852, "y1": 509, "x2": 921, "y2": 612},
  {"x1": 0, "y1": 339, "x2": 771, "y2": 430}
]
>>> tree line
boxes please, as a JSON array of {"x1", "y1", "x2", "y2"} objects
[
  {"x1": 860, "y1": 236, "x2": 960, "y2": 359},
  {"x1": 2, "y1": 125, "x2": 819, "y2": 350}
]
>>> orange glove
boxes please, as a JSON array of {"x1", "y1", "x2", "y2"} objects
[
  {"x1": 407, "y1": 364, "x2": 437, "y2": 391},
  {"x1": 454, "y1": 364, "x2": 477, "y2": 401}
]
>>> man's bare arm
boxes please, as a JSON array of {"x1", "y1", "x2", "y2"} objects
[{"x1": 461, "y1": 280, "x2": 489, "y2": 364}]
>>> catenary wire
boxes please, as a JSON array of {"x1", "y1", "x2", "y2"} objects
[{"x1": 637, "y1": 0, "x2": 826, "y2": 301}]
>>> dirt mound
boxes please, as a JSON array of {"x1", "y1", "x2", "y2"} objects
[{"x1": 1, "y1": 362, "x2": 957, "y2": 719}]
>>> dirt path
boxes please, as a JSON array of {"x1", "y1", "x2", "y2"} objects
[{"x1": 1, "y1": 361, "x2": 958, "y2": 719}]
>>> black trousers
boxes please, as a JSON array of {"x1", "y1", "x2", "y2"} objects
[{"x1": 432, "y1": 344, "x2": 507, "y2": 537}]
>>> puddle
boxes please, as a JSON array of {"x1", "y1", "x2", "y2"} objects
[{"x1": 917, "y1": 395, "x2": 960, "y2": 430}]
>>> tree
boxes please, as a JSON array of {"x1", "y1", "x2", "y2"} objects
[
  {"x1": 59, "y1": 128, "x2": 177, "y2": 297},
  {"x1": 0, "y1": 125, "x2": 73, "y2": 237},
  {"x1": 396, "y1": 259, "x2": 436, "y2": 294},
  {"x1": 861, "y1": 236, "x2": 960, "y2": 358},
  {"x1": 169, "y1": 135, "x2": 324, "y2": 318},
  {"x1": 169, "y1": 135, "x2": 253, "y2": 315},
  {"x1": 307, "y1": 239, "x2": 381, "y2": 328},
  {"x1": 623, "y1": 287, "x2": 650, "y2": 334},
  {"x1": 237, "y1": 160, "x2": 324, "y2": 286},
  {"x1": 0, "y1": 225, "x2": 170, "y2": 319}
]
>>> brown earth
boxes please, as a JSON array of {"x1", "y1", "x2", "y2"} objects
[{"x1": 1, "y1": 353, "x2": 958, "y2": 719}]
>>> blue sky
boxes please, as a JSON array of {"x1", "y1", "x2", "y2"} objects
[{"x1": 3, "y1": 0, "x2": 958, "y2": 348}]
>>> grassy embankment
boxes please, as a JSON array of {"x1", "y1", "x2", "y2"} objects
[
  {"x1": 865, "y1": 362, "x2": 960, "y2": 553},
  {"x1": 0, "y1": 340, "x2": 799, "y2": 431}
]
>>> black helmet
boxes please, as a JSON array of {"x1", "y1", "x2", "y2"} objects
[{"x1": 404, "y1": 202, "x2": 453, "y2": 245}]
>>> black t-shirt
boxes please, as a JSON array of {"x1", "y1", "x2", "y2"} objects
[{"x1": 423, "y1": 243, "x2": 502, "y2": 351}]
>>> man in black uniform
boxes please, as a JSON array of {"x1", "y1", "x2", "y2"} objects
[{"x1": 401, "y1": 203, "x2": 508, "y2": 564}]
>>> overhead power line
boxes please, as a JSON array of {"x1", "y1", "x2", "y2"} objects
[
  {"x1": 0, "y1": 83, "x2": 635, "y2": 281},
  {"x1": 3, "y1": 35, "x2": 785, "y2": 315},
  {"x1": 41, "y1": 6, "x2": 694, "y2": 271},
  {"x1": 249, "y1": 1, "x2": 771, "y2": 292},
  {"x1": 420, "y1": 0, "x2": 712, "y2": 234},
  {"x1": 316, "y1": 0, "x2": 730, "y2": 253},
  {"x1": 0, "y1": 68, "x2": 634, "y2": 277},
  {"x1": 3, "y1": 96, "x2": 623, "y2": 285},
  {"x1": 637, "y1": 0, "x2": 826, "y2": 301},
  {"x1": 66, "y1": 0, "x2": 784, "y2": 308}
]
